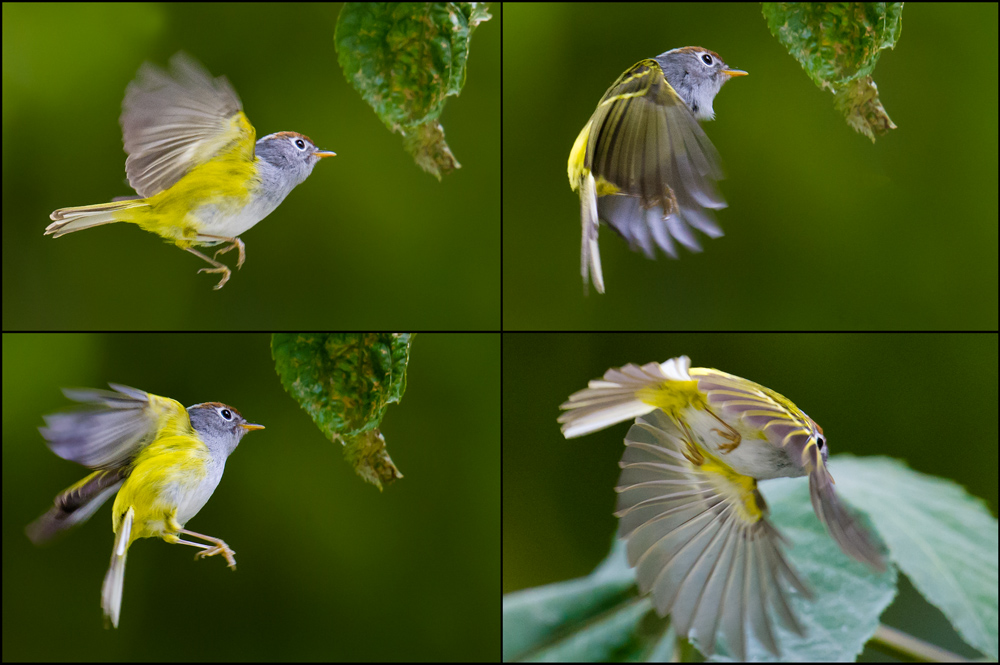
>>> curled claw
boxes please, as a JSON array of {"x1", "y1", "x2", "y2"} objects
[
  {"x1": 196, "y1": 265, "x2": 232, "y2": 290},
  {"x1": 187, "y1": 246, "x2": 234, "y2": 289},
  {"x1": 212, "y1": 238, "x2": 246, "y2": 269},
  {"x1": 707, "y1": 407, "x2": 742, "y2": 453},
  {"x1": 194, "y1": 542, "x2": 238, "y2": 570}
]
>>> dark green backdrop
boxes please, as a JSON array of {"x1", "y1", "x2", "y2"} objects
[
  {"x1": 3, "y1": 333, "x2": 499, "y2": 660},
  {"x1": 2, "y1": 3, "x2": 500, "y2": 329},
  {"x1": 503, "y1": 333, "x2": 997, "y2": 659},
  {"x1": 503, "y1": 3, "x2": 998, "y2": 329}
]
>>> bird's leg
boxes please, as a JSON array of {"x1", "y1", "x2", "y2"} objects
[
  {"x1": 211, "y1": 237, "x2": 246, "y2": 269},
  {"x1": 706, "y1": 406, "x2": 742, "y2": 453},
  {"x1": 194, "y1": 234, "x2": 246, "y2": 269},
  {"x1": 174, "y1": 528, "x2": 237, "y2": 570},
  {"x1": 674, "y1": 417, "x2": 706, "y2": 466},
  {"x1": 185, "y1": 247, "x2": 232, "y2": 290}
]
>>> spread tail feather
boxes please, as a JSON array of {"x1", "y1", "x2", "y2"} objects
[{"x1": 46, "y1": 200, "x2": 148, "y2": 237}]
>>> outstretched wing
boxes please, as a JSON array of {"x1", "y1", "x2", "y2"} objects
[{"x1": 616, "y1": 409, "x2": 810, "y2": 660}]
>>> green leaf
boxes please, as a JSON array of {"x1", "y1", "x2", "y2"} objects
[
  {"x1": 832, "y1": 456, "x2": 1000, "y2": 660},
  {"x1": 763, "y1": 2, "x2": 903, "y2": 142},
  {"x1": 271, "y1": 333, "x2": 414, "y2": 490},
  {"x1": 503, "y1": 539, "x2": 665, "y2": 661},
  {"x1": 335, "y1": 2, "x2": 492, "y2": 179}
]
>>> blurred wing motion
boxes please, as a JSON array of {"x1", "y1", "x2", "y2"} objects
[
  {"x1": 568, "y1": 60, "x2": 726, "y2": 294},
  {"x1": 27, "y1": 385, "x2": 191, "y2": 544},
  {"x1": 122, "y1": 52, "x2": 251, "y2": 198},
  {"x1": 616, "y1": 410, "x2": 810, "y2": 660},
  {"x1": 38, "y1": 384, "x2": 189, "y2": 469}
]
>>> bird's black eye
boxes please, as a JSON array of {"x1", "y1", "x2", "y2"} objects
[
  {"x1": 701, "y1": 53, "x2": 714, "y2": 66},
  {"x1": 219, "y1": 408, "x2": 233, "y2": 421},
  {"x1": 294, "y1": 138, "x2": 307, "y2": 150},
  {"x1": 816, "y1": 434, "x2": 826, "y2": 450}
]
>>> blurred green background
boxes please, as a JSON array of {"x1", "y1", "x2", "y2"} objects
[
  {"x1": 3, "y1": 333, "x2": 499, "y2": 660},
  {"x1": 503, "y1": 3, "x2": 998, "y2": 329},
  {"x1": 503, "y1": 333, "x2": 997, "y2": 659},
  {"x1": 2, "y1": 3, "x2": 499, "y2": 329}
]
